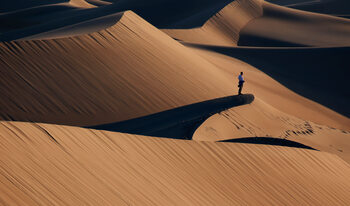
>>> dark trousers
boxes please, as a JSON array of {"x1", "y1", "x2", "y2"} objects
[{"x1": 238, "y1": 81, "x2": 244, "y2": 95}]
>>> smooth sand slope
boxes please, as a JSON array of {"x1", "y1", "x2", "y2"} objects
[
  {"x1": 194, "y1": 98, "x2": 350, "y2": 163},
  {"x1": 163, "y1": 0, "x2": 263, "y2": 46},
  {"x1": 0, "y1": 11, "x2": 237, "y2": 126},
  {"x1": 239, "y1": 1, "x2": 350, "y2": 46},
  {"x1": 1, "y1": 121, "x2": 350, "y2": 205},
  {"x1": 267, "y1": 0, "x2": 350, "y2": 16}
]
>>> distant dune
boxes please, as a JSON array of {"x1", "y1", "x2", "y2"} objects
[
  {"x1": 1, "y1": 121, "x2": 350, "y2": 205},
  {"x1": 163, "y1": 0, "x2": 263, "y2": 46},
  {"x1": 239, "y1": 1, "x2": 350, "y2": 47},
  {"x1": 267, "y1": 0, "x2": 350, "y2": 16}
]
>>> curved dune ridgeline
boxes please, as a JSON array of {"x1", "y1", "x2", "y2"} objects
[
  {"x1": 163, "y1": 0, "x2": 264, "y2": 46},
  {"x1": 193, "y1": 98, "x2": 350, "y2": 163},
  {"x1": 1, "y1": 121, "x2": 350, "y2": 205},
  {"x1": 239, "y1": 1, "x2": 350, "y2": 47},
  {"x1": 266, "y1": 0, "x2": 350, "y2": 17},
  {"x1": 0, "y1": 11, "x2": 236, "y2": 126}
]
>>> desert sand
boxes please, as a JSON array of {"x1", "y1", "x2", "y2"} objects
[
  {"x1": 1, "y1": 0, "x2": 350, "y2": 205},
  {"x1": 1, "y1": 121, "x2": 350, "y2": 205}
]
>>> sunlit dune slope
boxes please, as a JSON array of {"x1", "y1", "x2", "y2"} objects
[
  {"x1": 193, "y1": 98, "x2": 350, "y2": 163},
  {"x1": 1, "y1": 121, "x2": 350, "y2": 205},
  {"x1": 69, "y1": 0, "x2": 95, "y2": 8},
  {"x1": 0, "y1": 11, "x2": 235, "y2": 126},
  {"x1": 239, "y1": 1, "x2": 350, "y2": 46},
  {"x1": 163, "y1": 0, "x2": 263, "y2": 46}
]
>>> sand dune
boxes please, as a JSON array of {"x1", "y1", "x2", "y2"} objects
[
  {"x1": 90, "y1": 94, "x2": 254, "y2": 139},
  {"x1": 0, "y1": 0, "x2": 68, "y2": 13},
  {"x1": 0, "y1": 11, "x2": 236, "y2": 126},
  {"x1": 239, "y1": 1, "x2": 350, "y2": 47},
  {"x1": 188, "y1": 44, "x2": 350, "y2": 122},
  {"x1": 187, "y1": 46, "x2": 350, "y2": 130},
  {"x1": 163, "y1": 0, "x2": 263, "y2": 46},
  {"x1": 1, "y1": 0, "x2": 350, "y2": 205},
  {"x1": 0, "y1": 0, "x2": 97, "y2": 35},
  {"x1": 1, "y1": 121, "x2": 350, "y2": 205},
  {"x1": 267, "y1": 0, "x2": 350, "y2": 16},
  {"x1": 194, "y1": 98, "x2": 350, "y2": 163}
]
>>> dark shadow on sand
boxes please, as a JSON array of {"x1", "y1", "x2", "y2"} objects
[
  {"x1": 88, "y1": 94, "x2": 254, "y2": 139},
  {"x1": 220, "y1": 137, "x2": 317, "y2": 150},
  {"x1": 186, "y1": 43, "x2": 350, "y2": 117}
]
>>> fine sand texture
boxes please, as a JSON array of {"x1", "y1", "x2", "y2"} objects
[
  {"x1": 1, "y1": 0, "x2": 350, "y2": 205},
  {"x1": 1, "y1": 121, "x2": 350, "y2": 205},
  {"x1": 239, "y1": 1, "x2": 350, "y2": 47},
  {"x1": 0, "y1": 11, "x2": 237, "y2": 126},
  {"x1": 163, "y1": 0, "x2": 264, "y2": 46}
]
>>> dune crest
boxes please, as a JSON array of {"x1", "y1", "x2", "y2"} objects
[
  {"x1": 239, "y1": 1, "x2": 350, "y2": 46},
  {"x1": 69, "y1": 0, "x2": 96, "y2": 8},
  {"x1": 163, "y1": 0, "x2": 263, "y2": 46},
  {"x1": 0, "y1": 11, "x2": 235, "y2": 126}
]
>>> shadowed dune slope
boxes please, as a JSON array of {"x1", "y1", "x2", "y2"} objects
[
  {"x1": 193, "y1": 98, "x2": 350, "y2": 163},
  {"x1": 0, "y1": 11, "x2": 235, "y2": 126},
  {"x1": 0, "y1": 0, "x2": 96, "y2": 34},
  {"x1": 267, "y1": 0, "x2": 350, "y2": 16},
  {"x1": 239, "y1": 1, "x2": 350, "y2": 47},
  {"x1": 116, "y1": 0, "x2": 234, "y2": 28},
  {"x1": 187, "y1": 46, "x2": 350, "y2": 130},
  {"x1": 163, "y1": 0, "x2": 263, "y2": 46},
  {"x1": 1, "y1": 121, "x2": 350, "y2": 205},
  {"x1": 0, "y1": 0, "x2": 68, "y2": 13},
  {"x1": 90, "y1": 94, "x2": 254, "y2": 139}
]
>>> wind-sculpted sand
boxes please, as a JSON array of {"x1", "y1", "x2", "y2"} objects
[
  {"x1": 0, "y1": 11, "x2": 236, "y2": 126},
  {"x1": 1, "y1": 121, "x2": 350, "y2": 205},
  {"x1": 1, "y1": 0, "x2": 350, "y2": 205},
  {"x1": 163, "y1": 0, "x2": 263, "y2": 46}
]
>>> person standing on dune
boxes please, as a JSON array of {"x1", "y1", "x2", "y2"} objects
[{"x1": 238, "y1": 72, "x2": 245, "y2": 95}]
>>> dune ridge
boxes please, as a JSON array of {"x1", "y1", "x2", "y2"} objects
[
  {"x1": 1, "y1": 121, "x2": 350, "y2": 205},
  {"x1": 163, "y1": 0, "x2": 263, "y2": 46},
  {"x1": 239, "y1": 1, "x2": 350, "y2": 47},
  {"x1": 0, "y1": 11, "x2": 236, "y2": 126}
]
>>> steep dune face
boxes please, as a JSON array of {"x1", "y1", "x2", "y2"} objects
[
  {"x1": 193, "y1": 98, "x2": 350, "y2": 163},
  {"x1": 0, "y1": 11, "x2": 235, "y2": 126},
  {"x1": 239, "y1": 1, "x2": 350, "y2": 46},
  {"x1": 1, "y1": 121, "x2": 350, "y2": 205},
  {"x1": 163, "y1": 0, "x2": 263, "y2": 46}
]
